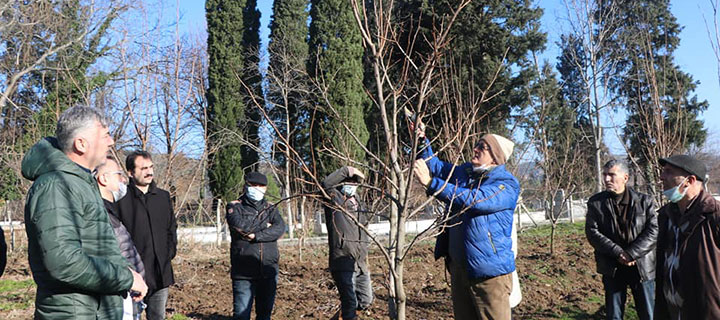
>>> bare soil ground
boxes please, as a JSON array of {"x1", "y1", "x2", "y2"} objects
[{"x1": 1, "y1": 223, "x2": 636, "y2": 319}]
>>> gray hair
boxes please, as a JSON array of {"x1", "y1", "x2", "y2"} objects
[
  {"x1": 603, "y1": 159, "x2": 629, "y2": 174},
  {"x1": 56, "y1": 106, "x2": 108, "y2": 153}
]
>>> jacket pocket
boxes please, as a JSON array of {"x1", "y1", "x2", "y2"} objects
[{"x1": 487, "y1": 231, "x2": 497, "y2": 254}]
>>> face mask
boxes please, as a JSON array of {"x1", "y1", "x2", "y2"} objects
[
  {"x1": 342, "y1": 185, "x2": 358, "y2": 197},
  {"x1": 663, "y1": 177, "x2": 688, "y2": 203},
  {"x1": 246, "y1": 186, "x2": 266, "y2": 201},
  {"x1": 473, "y1": 164, "x2": 495, "y2": 173},
  {"x1": 112, "y1": 181, "x2": 127, "y2": 202}
]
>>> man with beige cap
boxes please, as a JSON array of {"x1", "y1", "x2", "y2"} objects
[{"x1": 413, "y1": 125, "x2": 520, "y2": 320}]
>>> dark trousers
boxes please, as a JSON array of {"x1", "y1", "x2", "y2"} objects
[
  {"x1": 232, "y1": 276, "x2": 278, "y2": 320},
  {"x1": 133, "y1": 287, "x2": 169, "y2": 320},
  {"x1": 602, "y1": 266, "x2": 654, "y2": 320},
  {"x1": 331, "y1": 267, "x2": 373, "y2": 320}
]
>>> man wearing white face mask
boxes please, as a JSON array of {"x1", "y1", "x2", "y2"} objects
[
  {"x1": 654, "y1": 155, "x2": 719, "y2": 320},
  {"x1": 226, "y1": 172, "x2": 286, "y2": 320},
  {"x1": 322, "y1": 166, "x2": 373, "y2": 320},
  {"x1": 96, "y1": 157, "x2": 146, "y2": 320}
]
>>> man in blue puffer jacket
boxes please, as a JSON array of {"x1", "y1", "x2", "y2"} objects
[{"x1": 413, "y1": 125, "x2": 520, "y2": 320}]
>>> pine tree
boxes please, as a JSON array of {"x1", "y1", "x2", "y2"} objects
[
  {"x1": 394, "y1": 0, "x2": 546, "y2": 136},
  {"x1": 601, "y1": 0, "x2": 707, "y2": 193},
  {"x1": 206, "y1": 0, "x2": 248, "y2": 201},
  {"x1": 308, "y1": 0, "x2": 369, "y2": 177}
]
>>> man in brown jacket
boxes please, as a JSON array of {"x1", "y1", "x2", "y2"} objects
[{"x1": 654, "y1": 155, "x2": 720, "y2": 320}]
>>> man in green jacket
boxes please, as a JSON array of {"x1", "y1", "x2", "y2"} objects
[{"x1": 22, "y1": 106, "x2": 147, "y2": 320}]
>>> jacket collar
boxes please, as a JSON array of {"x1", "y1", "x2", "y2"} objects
[
  {"x1": 240, "y1": 193, "x2": 266, "y2": 210},
  {"x1": 129, "y1": 178, "x2": 157, "y2": 196}
]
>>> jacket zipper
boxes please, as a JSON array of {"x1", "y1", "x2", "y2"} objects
[
  {"x1": 488, "y1": 231, "x2": 497, "y2": 254},
  {"x1": 259, "y1": 242, "x2": 264, "y2": 277}
]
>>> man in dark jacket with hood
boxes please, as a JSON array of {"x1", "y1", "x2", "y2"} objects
[
  {"x1": 226, "y1": 172, "x2": 286, "y2": 320},
  {"x1": 117, "y1": 150, "x2": 177, "y2": 320},
  {"x1": 654, "y1": 155, "x2": 720, "y2": 320},
  {"x1": 22, "y1": 106, "x2": 147, "y2": 319},
  {"x1": 586, "y1": 160, "x2": 657, "y2": 320},
  {"x1": 413, "y1": 123, "x2": 520, "y2": 320},
  {"x1": 322, "y1": 166, "x2": 373, "y2": 320}
]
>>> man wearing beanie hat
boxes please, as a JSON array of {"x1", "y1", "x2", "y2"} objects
[
  {"x1": 412, "y1": 124, "x2": 520, "y2": 320},
  {"x1": 654, "y1": 155, "x2": 720, "y2": 320},
  {"x1": 226, "y1": 172, "x2": 286, "y2": 320}
]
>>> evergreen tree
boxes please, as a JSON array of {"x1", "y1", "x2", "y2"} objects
[
  {"x1": 601, "y1": 0, "x2": 707, "y2": 192},
  {"x1": 308, "y1": 0, "x2": 369, "y2": 177},
  {"x1": 241, "y1": 0, "x2": 263, "y2": 171},
  {"x1": 206, "y1": 0, "x2": 248, "y2": 201},
  {"x1": 268, "y1": 0, "x2": 310, "y2": 168},
  {"x1": 394, "y1": 0, "x2": 546, "y2": 137}
]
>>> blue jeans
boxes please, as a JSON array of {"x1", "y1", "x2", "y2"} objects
[
  {"x1": 602, "y1": 266, "x2": 654, "y2": 320},
  {"x1": 232, "y1": 276, "x2": 278, "y2": 320},
  {"x1": 331, "y1": 267, "x2": 373, "y2": 320}
]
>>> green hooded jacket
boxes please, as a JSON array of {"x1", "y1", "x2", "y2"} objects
[{"x1": 22, "y1": 138, "x2": 133, "y2": 320}]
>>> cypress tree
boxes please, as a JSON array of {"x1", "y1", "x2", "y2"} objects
[
  {"x1": 308, "y1": 0, "x2": 369, "y2": 177},
  {"x1": 206, "y1": 0, "x2": 247, "y2": 201},
  {"x1": 241, "y1": 0, "x2": 263, "y2": 171},
  {"x1": 268, "y1": 0, "x2": 310, "y2": 167}
]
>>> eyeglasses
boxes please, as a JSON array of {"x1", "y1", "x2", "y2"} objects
[
  {"x1": 475, "y1": 142, "x2": 491, "y2": 151},
  {"x1": 104, "y1": 170, "x2": 127, "y2": 180}
]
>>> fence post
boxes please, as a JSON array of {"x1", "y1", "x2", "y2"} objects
[{"x1": 216, "y1": 198, "x2": 222, "y2": 246}]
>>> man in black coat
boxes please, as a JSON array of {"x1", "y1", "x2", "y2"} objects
[
  {"x1": 226, "y1": 172, "x2": 285, "y2": 320},
  {"x1": 117, "y1": 150, "x2": 178, "y2": 320},
  {"x1": 0, "y1": 223, "x2": 6, "y2": 278},
  {"x1": 586, "y1": 160, "x2": 658, "y2": 320},
  {"x1": 322, "y1": 166, "x2": 373, "y2": 320}
]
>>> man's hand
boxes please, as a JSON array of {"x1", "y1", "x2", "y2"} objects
[
  {"x1": 129, "y1": 268, "x2": 148, "y2": 302},
  {"x1": 413, "y1": 159, "x2": 431, "y2": 187},
  {"x1": 246, "y1": 233, "x2": 256, "y2": 241},
  {"x1": 347, "y1": 166, "x2": 366, "y2": 181},
  {"x1": 409, "y1": 120, "x2": 426, "y2": 139},
  {"x1": 617, "y1": 251, "x2": 636, "y2": 266}
]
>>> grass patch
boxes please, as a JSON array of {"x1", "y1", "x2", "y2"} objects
[
  {"x1": 520, "y1": 222, "x2": 585, "y2": 238},
  {"x1": 169, "y1": 314, "x2": 190, "y2": 320},
  {"x1": 0, "y1": 279, "x2": 35, "y2": 311}
]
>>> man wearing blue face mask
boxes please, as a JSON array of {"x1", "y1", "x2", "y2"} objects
[
  {"x1": 322, "y1": 166, "x2": 373, "y2": 320},
  {"x1": 654, "y1": 155, "x2": 719, "y2": 320},
  {"x1": 226, "y1": 172, "x2": 286, "y2": 320}
]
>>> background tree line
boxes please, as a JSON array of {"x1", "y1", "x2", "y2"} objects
[{"x1": 0, "y1": 0, "x2": 716, "y2": 318}]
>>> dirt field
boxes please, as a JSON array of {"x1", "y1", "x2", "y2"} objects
[{"x1": 1, "y1": 222, "x2": 634, "y2": 319}]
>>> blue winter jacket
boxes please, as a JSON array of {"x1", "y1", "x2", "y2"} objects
[{"x1": 420, "y1": 139, "x2": 520, "y2": 279}]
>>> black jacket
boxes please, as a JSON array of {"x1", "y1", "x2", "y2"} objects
[
  {"x1": 322, "y1": 167, "x2": 370, "y2": 272},
  {"x1": 585, "y1": 187, "x2": 658, "y2": 281},
  {"x1": 105, "y1": 200, "x2": 145, "y2": 278},
  {"x1": 117, "y1": 180, "x2": 177, "y2": 292},
  {"x1": 226, "y1": 194, "x2": 286, "y2": 279},
  {"x1": 0, "y1": 224, "x2": 5, "y2": 278}
]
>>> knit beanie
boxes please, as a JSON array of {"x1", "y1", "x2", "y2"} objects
[{"x1": 481, "y1": 134, "x2": 515, "y2": 165}]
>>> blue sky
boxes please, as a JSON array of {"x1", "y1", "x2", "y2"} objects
[{"x1": 177, "y1": 0, "x2": 720, "y2": 152}]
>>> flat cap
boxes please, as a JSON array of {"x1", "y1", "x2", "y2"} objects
[
  {"x1": 245, "y1": 172, "x2": 268, "y2": 186},
  {"x1": 659, "y1": 155, "x2": 708, "y2": 181}
]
